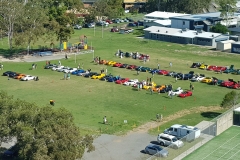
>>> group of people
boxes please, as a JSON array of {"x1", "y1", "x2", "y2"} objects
[{"x1": 94, "y1": 56, "x2": 101, "y2": 64}]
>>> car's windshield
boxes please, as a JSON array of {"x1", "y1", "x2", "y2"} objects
[{"x1": 172, "y1": 137, "x2": 178, "y2": 142}]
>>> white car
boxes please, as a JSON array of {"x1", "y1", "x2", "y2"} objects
[
  {"x1": 20, "y1": 75, "x2": 36, "y2": 81},
  {"x1": 171, "y1": 87, "x2": 183, "y2": 95},
  {"x1": 52, "y1": 65, "x2": 64, "y2": 71},
  {"x1": 123, "y1": 79, "x2": 139, "y2": 86},
  {"x1": 63, "y1": 68, "x2": 77, "y2": 73},
  {"x1": 58, "y1": 67, "x2": 70, "y2": 72},
  {"x1": 191, "y1": 75, "x2": 205, "y2": 82},
  {"x1": 157, "y1": 133, "x2": 184, "y2": 149}
]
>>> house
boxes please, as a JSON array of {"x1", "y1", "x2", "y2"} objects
[
  {"x1": 170, "y1": 12, "x2": 240, "y2": 32},
  {"x1": 144, "y1": 11, "x2": 189, "y2": 28},
  {"x1": 144, "y1": 26, "x2": 229, "y2": 47}
]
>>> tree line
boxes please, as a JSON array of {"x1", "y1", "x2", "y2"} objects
[{"x1": 0, "y1": 91, "x2": 94, "y2": 159}]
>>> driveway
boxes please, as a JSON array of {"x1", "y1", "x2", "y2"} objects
[{"x1": 82, "y1": 133, "x2": 156, "y2": 160}]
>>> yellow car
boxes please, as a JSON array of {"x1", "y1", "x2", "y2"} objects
[
  {"x1": 201, "y1": 77, "x2": 212, "y2": 83},
  {"x1": 143, "y1": 82, "x2": 157, "y2": 90},
  {"x1": 107, "y1": 61, "x2": 117, "y2": 66},
  {"x1": 199, "y1": 64, "x2": 209, "y2": 70},
  {"x1": 153, "y1": 85, "x2": 165, "y2": 92},
  {"x1": 91, "y1": 73, "x2": 105, "y2": 79},
  {"x1": 14, "y1": 73, "x2": 26, "y2": 79}
]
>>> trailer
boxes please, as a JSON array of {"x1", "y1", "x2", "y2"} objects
[{"x1": 164, "y1": 124, "x2": 201, "y2": 141}]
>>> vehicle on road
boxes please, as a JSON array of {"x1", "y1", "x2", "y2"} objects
[
  {"x1": 157, "y1": 133, "x2": 184, "y2": 149},
  {"x1": 144, "y1": 144, "x2": 168, "y2": 157}
]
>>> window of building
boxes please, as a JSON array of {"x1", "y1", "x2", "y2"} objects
[{"x1": 183, "y1": 21, "x2": 185, "y2": 25}]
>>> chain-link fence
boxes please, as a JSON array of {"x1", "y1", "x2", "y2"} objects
[{"x1": 145, "y1": 104, "x2": 240, "y2": 160}]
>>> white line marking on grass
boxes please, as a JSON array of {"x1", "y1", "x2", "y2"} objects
[
  {"x1": 216, "y1": 143, "x2": 240, "y2": 160},
  {"x1": 226, "y1": 148, "x2": 240, "y2": 160},
  {"x1": 201, "y1": 132, "x2": 240, "y2": 160}
]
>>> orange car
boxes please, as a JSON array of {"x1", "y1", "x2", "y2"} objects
[
  {"x1": 99, "y1": 60, "x2": 108, "y2": 65},
  {"x1": 153, "y1": 85, "x2": 166, "y2": 92},
  {"x1": 14, "y1": 73, "x2": 26, "y2": 79}
]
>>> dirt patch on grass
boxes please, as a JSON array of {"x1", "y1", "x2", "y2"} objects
[{"x1": 130, "y1": 106, "x2": 222, "y2": 134}]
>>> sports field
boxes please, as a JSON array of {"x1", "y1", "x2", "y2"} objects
[{"x1": 184, "y1": 126, "x2": 240, "y2": 160}]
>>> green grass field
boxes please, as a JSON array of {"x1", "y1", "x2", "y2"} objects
[
  {"x1": 0, "y1": 25, "x2": 240, "y2": 135},
  {"x1": 184, "y1": 126, "x2": 240, "y2": 160}
]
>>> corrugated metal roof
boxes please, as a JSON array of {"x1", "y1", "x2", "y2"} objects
[
  {"x1": 144, "y1": 26, "x2": 222, "y2": 39},
  {"x1": 153, "y1": 20, "x2": 171, "y2": 26},
  {"x1": 144, "y1": 11, "x2": 189, "y2": 19}
]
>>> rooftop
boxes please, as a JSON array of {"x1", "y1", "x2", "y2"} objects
[
  {"x1": 144, "y1": 11, "x2": 189, "y2": 19},
  {"x1": 218, "y1": 40, "x2": 235, "y2": 44},
  {"x1": 144, "y1": 26, "x2": 222, "y2": 39},
  {"x1": 154, "y1": 20, "x2": 171, "y2": 26},
  {"x1": 171, "y1": 12, "x2": 240, "y2": 21}
]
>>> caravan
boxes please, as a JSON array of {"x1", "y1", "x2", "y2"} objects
[{"x1": 164, "y1": 124, "x2": 201, "y2": 141}]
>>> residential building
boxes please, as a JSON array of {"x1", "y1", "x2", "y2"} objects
[
  {"x1": 144, "y1": 11, "x2": 189, "y2": 28},
  {"x1": 144, "y1": 26, "x2": 229, "y2": 47}
]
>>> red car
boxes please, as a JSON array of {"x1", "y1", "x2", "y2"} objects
[
  {"x1": 111, "y1": 28, "x2": 119, "y2": 32},
  {"x1": 229, "y1": 83, "x2": 240, "y2": 89},
  {"x1": 158, "y1": 70, "x2": 169, "y2": 75},
  {"x1": 178, "y1": 91, "x2": 192, "y2": 98},
  {"x1": 115, "y1": 78, "x2": 129, "y2": 84},
  {"x1": 221, "y1": 80, "x2": 236, "y2": 87},
  {"x1": 113, "y1": 63, "x2": 122, "y2": 67},
  {"x1": 127, "y1": 65, "x2": 137, "y2": 69},
  {"x1": 207, "y1": 65, "x2": 217, "y2": 71},
  {"x1": 106, "y1": 20, "x2": 113, "y2": 24},
  {"x1": 215, "y1": 66, "x2": 227, "y2": 72}
]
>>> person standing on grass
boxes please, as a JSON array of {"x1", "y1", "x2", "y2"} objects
[
  {"x1": 169, "y1": 62, "x2": 172, "y2": 67},
  {"x1": 157, "y1": 63, "x2": 160, "y2": 69},
  {"x1": 149, "y1": 77, "x2": 152, "y2": 83},
  {"x1": 150, "y1": 87, "x2": 153, "y2": 95},
  {"x1": 192, "y1": 85, "x2": 194, "y2": 91},
  {"x1": 137, "y1": 70, "x2": 139, "y2": 75},
  {"x1": 106, "y1": 68, "x2": 108, "y2": 75},
  {"x1": 190, "y1": 83, "x2": 193, "y2": 90}
]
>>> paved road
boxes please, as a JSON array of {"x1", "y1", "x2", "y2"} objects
[{"x1": 82, "y1": 133, "x2": 156, "y2": 160}]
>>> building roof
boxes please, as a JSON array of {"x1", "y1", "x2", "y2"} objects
[
  {"x1": 145, "y1": 11, "x2": 189, "y2": 19},
  {"x1": 154, "y1": 20, "x2": 171, "y2": 26},
  {"x1": 234, "y1": 107, "x2": 240, "y2": 112},
  {"x1": 144, "y1": 26, "x2": 222, "y2": 39},
  {"x1": 217, "y1": 40, "x2": 235, "y2": 44},
  {"x1": 232, "y1": 41, "x2": 240, "y2": 44},
  {"x1": 170, "y1": 12, "x2": 222, "y2": 21}
]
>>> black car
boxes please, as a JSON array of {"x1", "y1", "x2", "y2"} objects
[
  {"x1": 160, "y1": 86, "x2": 172, "y2": 93},
  {"x1": 166, "y1": 71, "x2": 177, "y2": 77},
  {"x1": 180, "y1": 74, "x2": 194, "y2": 80},
  {"x1": 173, "y1": 73, "x2": 183, "y2": 78},
  {"x1": 119, "y1": 64, "x2": 128, "y2": 68},
  {"x1": 84, "y1": 72, "x2": 98, "y2": 78},
  {"x1": 191, "y1": 62, "x2": 201, "y2": 68},
  {"x1": 2, "y1": 71, "x2": 15, "y2": 76}
]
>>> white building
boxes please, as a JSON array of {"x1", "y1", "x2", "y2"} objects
[{"x1": 144, "y1": 11, "x2": 189, "y2": 28}]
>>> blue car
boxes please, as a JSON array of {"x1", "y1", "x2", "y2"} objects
[
  {"x1": 72, "y1": 69, "x2": 85, "y2": 75},
  {"x1": 150, "y1": 69, "x2": 160, "y2": 74},
  {"x1": 107, "y1": 76, "x2": 120, "y2": 82},
  {"x1": 128, "y1": 23, "x2": 136, "y2": 27}
]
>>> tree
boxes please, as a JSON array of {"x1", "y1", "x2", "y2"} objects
[
  {"x1": 217, "y1": 0, "x2": 237, "y2": 27},
  {"x1": 14, "y1": 1, "x2": 48, "y2": 53},
  {"x1": 0, "y1": 91, "x2": 94, "y2": 160},
  {"x1": 0, "y1": 0, "x2": 25, "y2": 50},
  {"x1": 211, "y1": 23, "x2": 230, "y2": 33},
  {"x1": 221, "y1": 91, "x2": 239, "y2": 108}
]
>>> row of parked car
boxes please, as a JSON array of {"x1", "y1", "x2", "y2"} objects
[
  {"x1": 97, "y1": 60, "x2": 240, "y2": 89},
  {"x1": 44, "y1": 64, "x2": 193, "y2": 98},
  {"x1": 2, "y1": 71, "x2": 37, "y2": 81},
  {"x1": 191, "y1": 63, "x2": 240, "y2": 75}
]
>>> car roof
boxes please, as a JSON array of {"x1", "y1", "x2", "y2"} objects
[{"x1": 159, "y1": 133, "x2": 176, "y2": 139}]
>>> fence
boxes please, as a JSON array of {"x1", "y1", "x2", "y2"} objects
[{"x1": 145, "y1": 103, "x2": 240, "y2": 160}]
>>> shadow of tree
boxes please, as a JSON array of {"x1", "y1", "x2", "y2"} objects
[{"x1": 201, "y1": 112, "x2": 222, "y2": 118}]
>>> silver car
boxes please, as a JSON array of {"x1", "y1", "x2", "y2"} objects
[
  {"x1": 145, "y1": 144, "x2": 168, "y2": 157},
  {"x1": 157, "y1": 133, "x2": 184, "y2": 149}
]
